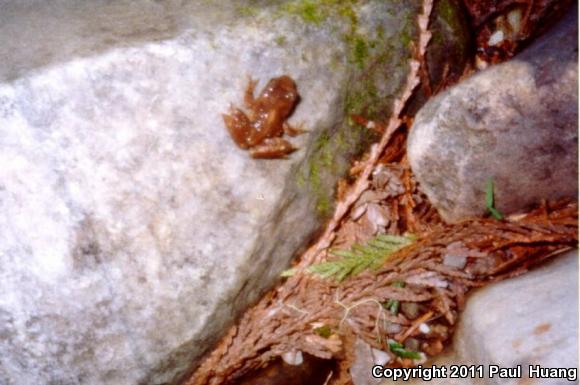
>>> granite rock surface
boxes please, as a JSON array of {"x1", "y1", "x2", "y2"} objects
[
  {"x1": 0, "y1": 1, "x2": 450, "y2": 384},
  {"x1": 407, "y1": 8, "x2": 578, "y2": 223},
  {"x1": 454, "y1": 249, "x2": 578, "y2": 385}
]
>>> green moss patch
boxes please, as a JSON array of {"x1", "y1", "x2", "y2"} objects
[
  {"x1": 285, "y1": 1, "x2": 423, "y2": 217},
  {"x1": 279, "y1": 0, "x2": 358, "y2": 27},
  {"x1": 298, "y1": 115, "x2": 379, "y2": 219}
]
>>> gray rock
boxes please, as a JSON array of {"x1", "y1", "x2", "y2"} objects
[
  {"x1": 454, "y1": 249, "x2": 578, "y2": 385},
  {"x1": 407, "y1": 9, "x2": 578, "y2": 223},
  {"x1": 0, "y1": 1, "x2": 438, "y2": 384}
]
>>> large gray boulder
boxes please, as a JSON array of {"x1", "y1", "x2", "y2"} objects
[
  {"x1": 0, "y1": 1, "x2": 469, "y2": 384},
  {"x1": 407, "y1": 8, "x2": 578, "y2": 223}
]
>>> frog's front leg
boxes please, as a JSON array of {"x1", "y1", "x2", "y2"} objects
[
  {"x1": 249, "y1": 137, "x2": 296, "y2": 159},
  {"x1": 243, "y1": 77, "x2": 258, "y2": 113}
]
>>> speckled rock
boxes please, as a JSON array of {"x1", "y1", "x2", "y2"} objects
[
  {"x1": 407, "y1": 9, "x2": 578, "y2": 223},
  {"x1": 377, "y1": 250, "x2": 578, "y2": 385},
  {"x1": 0, "y1": 1, "x2": 447, "y2": 385},
  {"x1": 454, "y1": 249, "x2": 578, "y2": 385}
]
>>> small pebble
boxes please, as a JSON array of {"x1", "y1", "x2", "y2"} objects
[
  {"x1": 488, "y1": 30, "x2": 505, "y2": 46},
  {"x1": 371, "y1": 348, "x2": 391, "y2": 366},
  {"x1": 281, "y1": 350, "x2": 303, "y2": 366}
]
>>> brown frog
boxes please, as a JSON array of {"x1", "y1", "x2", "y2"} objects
[{"x1": 222, "y1": 75, "x2": 303, "y2": 159}]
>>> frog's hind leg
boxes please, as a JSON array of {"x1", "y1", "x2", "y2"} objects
[
  {"x1": 249, "y1": 138, "x2": 296, "y2": 159},
  {"x1": 223, "y1": 107, "x2": 252, "y2": 149},
  {"x1": 283, "y1": 122, "x2": 307, "y2": 137}
]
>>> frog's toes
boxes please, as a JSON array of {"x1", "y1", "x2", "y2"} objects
[{"x1": 249, "y1": 138, "x2": 296, "y2": 159}]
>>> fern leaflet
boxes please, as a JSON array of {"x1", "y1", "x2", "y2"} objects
[{"x1": 308, "y1": 233, "x2": 415, "y2": 281}]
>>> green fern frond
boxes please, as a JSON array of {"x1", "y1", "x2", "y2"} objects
[{"x1": 308, "y1": 233, "x2": 415, "y2": 281}]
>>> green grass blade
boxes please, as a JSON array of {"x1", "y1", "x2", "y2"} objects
[
  {"x1": 485, "y1": 178, "x2": 504, "y2": 220},
  {"x1": 485, "y1": 178, "x2": 494, "y2": 208},
  {"x1": 489, "y1": 206, "x2": 503, "y2": 220}
]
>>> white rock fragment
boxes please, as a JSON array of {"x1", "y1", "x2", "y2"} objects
[
  {"x1": 419, "y1": 323, "x2": 430, "y2": 334},
  {"x1": 488, "y1": 30, "x2": 505, "y2": 46},
  {"x1": 281, "y1": 350, "x2": 304, "y2": 366},
  {"x1": 366, "y1": 203, "x2": 389, "y2": 227},
  {"x1": 371, "y1": 348, "x2": 391, "y2": 366},
  {"x1": 384, "y1": 321, "x2": 403, "y2": 334}
]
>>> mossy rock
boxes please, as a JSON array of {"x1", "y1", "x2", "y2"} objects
[{"x1": 280, "y1": 1, "x2": 415, "y2": 218}]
